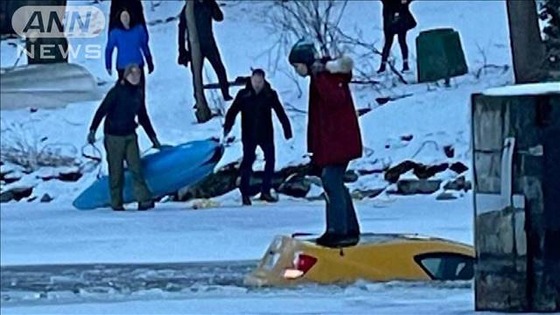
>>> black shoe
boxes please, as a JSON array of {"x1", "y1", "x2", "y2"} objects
[
  {"x1": 224, "y1": 94, "x2": 233, "y2": 101},
  {"x1": 242, "y1": 195, "x2": 252, "y2": 206},
  {"x1": 402, "y1": 62, "x2": 410, "y2": 72},
  {"x1": 316, "y1": 232, "x2": 359, "y2": 248},
  {"x1": 259, "y1": 192, "x2": 278, "y2": 203},
  {"x1": 138, "y1": 201, "x2": 155, "y2": 211},
  {"x1": 112, "y1": 206, "x2": 125, "y2": 211},
  {"x1": 377, "y1": 63, "x2": 387, "y2": 74}
]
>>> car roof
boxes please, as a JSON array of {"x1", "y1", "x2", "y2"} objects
[{"x1": 294, "y1": 233, "x2": 469, "y2": 247}]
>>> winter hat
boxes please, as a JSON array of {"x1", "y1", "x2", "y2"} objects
[
  {"x1": 288, "y1": 39, "x2": 317, "y2": 66},
  {"x1": 252, "y1": 68, "x2": 266, "y2": 77}
]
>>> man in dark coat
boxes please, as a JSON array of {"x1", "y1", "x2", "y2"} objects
[
  {"x1": 87, "y1": 64, "x2": 162, "y2": 211},
  {"x1": 177, "y1": 0, "x2": 232, "y2": 101},
  {"x1": 223, "y1": 69, "x2": 293, "y2": 205},
  {"x1": 378, "y1": 0, "x2": 417, "y2": 73},
  {"x1": 289, "y1": 41, "x2": 363, "y2": 248}
]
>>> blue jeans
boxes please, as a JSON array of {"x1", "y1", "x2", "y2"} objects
[{"x1": 321, "y1": 163, "x2": 360, "y2": 235}]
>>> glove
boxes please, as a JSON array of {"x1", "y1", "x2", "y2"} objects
[
  {"x1": 150, "y1": 136, "x2": 161, "y2": 149},
  {"x1": 147, "y1": 58, "x2": 155, "y2": 74},
  {"x1": 87, "y1": 130, "x2": 96, "y2": 144},
  {"x1": 106, "y1": 68, "x2": 112, "y2": 76},
  {"x1": 311, "y1": 62, "x2": 326, "y2": 74},
  {"x1": 284, "y1": 128, "x2": 293, "y2": 140},
  {"x1": 178, "y1": 49, "x2": 191, "y2": 67}
]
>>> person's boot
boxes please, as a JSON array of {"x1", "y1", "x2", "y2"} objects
[
  {"x1": 316, "y1": 232, "x2": 359, "y2": 248},
  {"x1": 377, "y1": 62, "x2": 387, "y2": 74},
  {"x1": 242, "y1": 195, "x2": 252, "y2": 206},
  {"x1": 259, "y1": 192, "x2": 278, "y2": 203},
  {"x1": 112, "y1": 205, "x2": 125, "y2": 211},
  {"x1": 223, "y1": 90, "x2": 233, "y2": 101},
  {"x1": 402, "y1": 60, "x2": 410, "y2": 72},
  {"x1": 316, "y1": 232, "x2": 336, "y2": 247},
  {"x1": 138, "y1": 200, "x2": 155, "y2": 211}
]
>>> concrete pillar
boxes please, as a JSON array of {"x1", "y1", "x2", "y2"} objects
[{"x1": 472, "y1": 86, "x2": 560, "y2": 312}]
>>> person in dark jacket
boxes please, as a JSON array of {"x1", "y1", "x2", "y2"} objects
[
  {"x1": 289, "y1": 41, "x2": 363, "y2": 248},
  {"x1": 223, "y1": 69, "x2": 292, "y2": 205},
  {"x1": 106, "y1": 9, "x2": 154, "y2": 81},
  {"x1": 87, "y1": 64, "x2": 162, "y2": 211},
  {"x1": 177, "y1": 0, "x2": 232, "y2": 101},
  {"x1": 378, "y1": 0, "x2": 417, "y2": 73}
]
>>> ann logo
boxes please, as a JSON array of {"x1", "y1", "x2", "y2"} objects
[
  {"x1": 13, "y1": 6, "x2": 105, "y2": 38},
  {"x1": 23, "y1": 10, "x2": 91, "y2": 35}
]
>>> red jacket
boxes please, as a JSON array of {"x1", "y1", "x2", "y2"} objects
[{"x1": 307, "y1": 56, "x2": 363, "y2": 167}]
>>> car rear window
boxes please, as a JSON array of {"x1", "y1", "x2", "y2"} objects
[{"x1": 414, "y1": 253, "x2": 474, "y2": 280}]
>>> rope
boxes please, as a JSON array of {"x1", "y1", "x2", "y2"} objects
[{"x1": 81, "y1": 143, "x2": 103, "y2": 178}]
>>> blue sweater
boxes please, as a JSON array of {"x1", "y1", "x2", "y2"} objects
[{"x1": 105, "y1": 25, "x2": 152, "y2": 71}]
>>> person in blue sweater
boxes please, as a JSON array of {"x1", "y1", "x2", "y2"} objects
[{"x1": 105, "y1": 10, "x2": 154, "y2": 83}]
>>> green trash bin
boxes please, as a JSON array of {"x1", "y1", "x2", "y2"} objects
[{"x1": 416, "y1": 28, "x2": 468, "y2": 83}]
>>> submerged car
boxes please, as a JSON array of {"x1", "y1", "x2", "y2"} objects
[{"x1": 244, "y1": 233, "x2": 474, "y2": 286}]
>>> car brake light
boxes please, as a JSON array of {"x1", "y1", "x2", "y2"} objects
[
  {"x1": 283, "y1": 253, "x2": 317, "y2": 279},
  {"x1": 296, "y1": 254, "x2": 317, "y2": 273}
]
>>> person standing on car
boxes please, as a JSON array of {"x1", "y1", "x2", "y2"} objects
[
  {"x1": 288, "y1": 40, "x2": 363, "y2": 247},
  {"x1": 87, "y1": 64, "x2": 161, "y2": 211},
  {"x1": 223, "y1": 69, "x2": 293, "y2": 206},
  {"x1": 177, "y1": 0, "x2": 233, "y2": 101},
  {"x1": 377, "y1": 0, "x2": 417, "y2": 73}
]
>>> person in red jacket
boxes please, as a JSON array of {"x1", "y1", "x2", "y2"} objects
[{"x1": 288, "y1": 41, "x2": 363, "y2": 248}]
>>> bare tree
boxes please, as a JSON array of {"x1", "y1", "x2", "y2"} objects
[
  {"x1": 185, "y1": 0, "x2": 212, "y2": 123},
  {"x1": 507, "y1": 0, "x2": 547, "y2": 83},
  {"x1": 1, "y1": 121, "x2": 78, "y2": 172},
  {"x1": 260, "y1": 0, "x2": 348, "y2": 71},
  {"x1": 259, "y1": 1, "x2": 403, "y2": 88}
]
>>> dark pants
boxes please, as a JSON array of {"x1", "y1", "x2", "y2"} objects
[
  {"x1": 321, "y1": 163, "x2": 360, "y2": 235},
  {"x1": 239, "y1": 141, "x2": 275, "y2": 196},
  {"x1": 381, "y1": 29, "x2": 409, "y2": 63},
  {"x1": 191, "y1": 43, "x2": 230, "y2": 99},
  {"x1": 104, "y1": 134, "x2": 152, "y2": 208}
]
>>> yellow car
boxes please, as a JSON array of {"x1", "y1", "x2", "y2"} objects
[{"x1": 244, "y1": 233, "x2": 474, "y2": 286}]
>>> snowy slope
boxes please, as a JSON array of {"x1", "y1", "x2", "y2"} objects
[{"x1": 0, "y1": 0, "x2": 513, "y2": 204}]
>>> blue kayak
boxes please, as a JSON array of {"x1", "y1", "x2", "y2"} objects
[{"x1": 73, "y1": 138, "x2": 224, "y2": 210}]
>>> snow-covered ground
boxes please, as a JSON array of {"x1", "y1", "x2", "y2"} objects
[
  {"x1": 1, "y1": 195, "x2": 472, "y2": 265},
  {"x1": 1, "y1": 0, "x2": 515, "y2": 313},
  {"x1": 0, "y1": 0, "x2": 513, "y2": 202}
]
